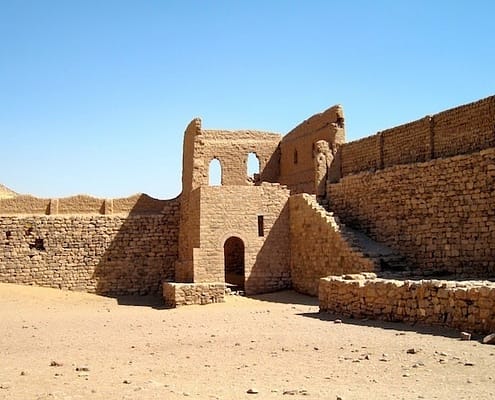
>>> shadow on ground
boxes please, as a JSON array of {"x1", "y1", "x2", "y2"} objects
[
  {"x1": 249, "y1": 290, "x2": 319, "y2": 306},
  {"x1": 298, "y1": 310, "x2": 477, "y2": 340},
  {"x1": 110, "y1": 294, "x2": 166, "y2": 310}
]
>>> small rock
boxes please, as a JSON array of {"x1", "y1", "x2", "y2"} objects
[
  {"x1": 460, "y1": 332, "x2": 471, "y2": 341},
  {"x1": 464, "y1": 361, "x2": 475, "y2": 366},
  {"x1": 20, "y1": 371, "x2": 27, "y2": 376},
  {"x1": 406, "y1": 348, "x2": 417, "y2": 354},
  {"x1": 334, "y1": 319, "x2": 343, "y2": 324},
  {"x1": 283, "y1": 390, "x2": 297, "y2": 395},
  {"x1": 247, "y1": 388, "x2": 259, "y2": 394},
  {"x1": 402, "y1": 373, "x2": 410, "y2": 377},
  {"x1": 123, "y1": 379, "x2": 131, "y2": 384},
  {"x1": 482, "y1": 333, "x2": 495, "y2": 345},
  {"x1": 49, "y1": 361, "x2": 63, "y2": 367},
  {"x1": 75, "y1": 366, "x2": 90, "y2": 372},
  {"x1": 0, "y1": 383, "x2": 11, "y2": 390}
]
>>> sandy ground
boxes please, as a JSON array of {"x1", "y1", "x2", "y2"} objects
[{"x1": 0, "y1": 283, "x2": 494, "y2": 400}]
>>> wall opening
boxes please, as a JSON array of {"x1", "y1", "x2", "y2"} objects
[
  {"x1": 29, "y1": 238, "x2": 46, "y2": 251},
  {"x1": 294, "y1": 149, "x2": 298, "y2": 164},
  {"x1": 209, "y1": 158, "x2": 222, "y2": 186},
  {"x1": 224, "y1": 236, "x2": 245, "y2": 290},
  {"x1": 257, "y1": 215, "x2": 264, "y2": 237},
  {"x1": 247, "y1": 152, "x2": 260, "y2": 182}
]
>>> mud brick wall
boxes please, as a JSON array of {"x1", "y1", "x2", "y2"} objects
[
  {"x1": 340, "y1": 95, "x2": 494, "y2": 177},
  {"x1": 279, "y1": 105, "x2": 345, "y2": 193},
  {"x1": 319, "y1": 274, "x2": 495, "y2": 334},
  {"x1": 433, "y1": 96, "x2": 495, "y2": 158},
  {"x1": 328, "y1": 147, "x2": 495, "y2": 276},
  {"x1": 0, "y1": 201, "x2": 180, "y2": 295},
  {"x1": 381, "y1": 117, "x2": 432, "y2": 167},
  {"x1": 289, "y1": 194, "x2": 374, "y2": 296},
  {"x1": 340, "y1": 135, "x2": 380, "y2": 176}
]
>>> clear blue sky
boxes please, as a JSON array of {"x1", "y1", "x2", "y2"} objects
[{"x1": 1, "y1": 1, "x2": 494, "y2": 199}]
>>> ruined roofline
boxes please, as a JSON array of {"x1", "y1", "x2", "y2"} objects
[
  {"x1": 0, "y1": 192, "x2": 180, "y2": 216},
  {"x1": 282, "y1": 104, "x2": 344, "y2": 143}
]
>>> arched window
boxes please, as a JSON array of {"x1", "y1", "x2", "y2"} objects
[
  {"x1": 209, "y1": 158, "x2": 222, "y2": 186},
  {"x1": 247, "y1": 152, "x2": 260, "y2": 180}
]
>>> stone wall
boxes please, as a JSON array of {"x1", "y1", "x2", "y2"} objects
[
  {"x1": 193, "y1": 184, "x2": 291, "y2": 294},
  {"x1": 0, "y1": 197, "x2": 180, "y2": 295},
  {"x1": 279, "y1": 105, "x2": 345, "y2": 193},
  {"x1": 289, "y1": 194, "x2": 374, "y2": 296},
  {"x1": 328, "y1": 147, "x2": 495, "y2": 277},
  {"x1": 319, "y1": 274, "x2": 495, "y2": 334},
  {"x1": 163, "y1": 282, "x2": 225, "y2": 307},
  {"x1": 338, "y1": 95, "x2": 495, "y2": 176}
]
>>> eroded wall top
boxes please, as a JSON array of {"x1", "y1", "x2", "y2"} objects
[{"x1": 181, "y1": 118, "x2": 282, "y2": 193}]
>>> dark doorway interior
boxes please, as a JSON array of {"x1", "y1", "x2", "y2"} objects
[{"x1": 224, "y1": 237, "x2": 245, "y2": 290}]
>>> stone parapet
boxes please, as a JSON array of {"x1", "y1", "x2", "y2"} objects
[
  {"x1": 163, "y1": 282, "x2": 225, "y2": 307},
  {"x1": 319, "y1": 274, "x2": 495, "y2": 334}
]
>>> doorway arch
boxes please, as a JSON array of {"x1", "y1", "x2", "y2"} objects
[{"x1": 224, "y1": 236, "x2": 245, "y2": 290}]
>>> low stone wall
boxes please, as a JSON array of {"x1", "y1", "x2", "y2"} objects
[
  {"x1": 163, "y1": 282, "x2": 225, "y2": 307},
  {"x1": 319, "y1": 274, "x2": 495, "y2": 334}
]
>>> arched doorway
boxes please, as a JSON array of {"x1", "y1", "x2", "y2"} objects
[{"x1": 224, "y1": 237, "x2": 245, "y2": 290}]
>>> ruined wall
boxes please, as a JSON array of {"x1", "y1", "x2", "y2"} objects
[
  {"x1": 289, "y1": 194, "x2": 374, "y2": 296},
  {"x1": 193, "y1": 184, "x2": 291, "y2": 294},
  {"x1": 319, "y1": 274, "x2": 495, "y2": 334},
  {"x1": 279, "y1": 105, "x2": 345, "y2": 193},
  {"x1": 329, "y1": 147, "x2": 495, "y2": 277},
  {"x1": 0, "y1": 195, "x2": 180, "y2": 295},
  {"x1": 182, "y1": 119, "x2": 282, "y2": 191},
  {"x1": 339, "y1": 95, "x2": 495, "y2": 176}
]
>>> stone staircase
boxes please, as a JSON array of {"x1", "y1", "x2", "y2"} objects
[{"x1": 312, "y1": 196, "x2": 410, "y2": 276}]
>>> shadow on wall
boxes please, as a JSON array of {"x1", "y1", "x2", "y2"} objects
[
  {"x1": 245, "y1": 202, "x2": 291, "y2": 294},
  {"x1": 259, "y1": 145, "x2": 281, "y2": 184},
  {"x1": 92, "y1": 194, "x2": 180, "y2": 297}
]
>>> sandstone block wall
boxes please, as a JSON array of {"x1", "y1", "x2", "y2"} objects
[
  {"x1": 328, "y1": 147, "x2": 495, "y2": 276},
  {"x1": 0, "y1": 197, "x2": 180, "y2": 295},
  {"x1": 339, "y1": 95, "x2": 494, "y2": 176},
  {"x1": 194, "y1": 184, "x2": 291, "y2": 294},
  {"x1": 319, "y1": 274, "x2": 495, "y2": 334},
  {"x1": 279, "y1": 105, "x2": 345, "y2": 193},
  {"x1": 289, "y1": 194, "x2": 374, "y2": 296},
  {"x1": 163, "y1": 282, "x2": 225, "y2": 307}
]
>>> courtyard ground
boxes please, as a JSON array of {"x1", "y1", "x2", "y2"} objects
[{"x1": 0, "y1": 283, "x2": 494, "y2": 400}]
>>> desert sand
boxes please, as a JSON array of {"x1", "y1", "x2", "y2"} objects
[{"x1": 0, "y1": 283, "x2": 494, "y2": 400}]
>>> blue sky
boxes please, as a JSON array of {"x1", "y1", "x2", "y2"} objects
[{"x1": 1, "y1": 1, "x2": 494, "y2": 199}]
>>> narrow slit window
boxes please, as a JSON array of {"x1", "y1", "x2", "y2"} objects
[
  {"x1": 293, "y1": 149, "x2": 298, "y2": 164},
  {"x1": 257, "y1": 215, "x2": 264, "y2": 237}
]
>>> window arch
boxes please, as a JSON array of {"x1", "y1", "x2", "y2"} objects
[
  {"x1": 247, "y1": 152, "x2": 260, "y2": 180},
  {"x1": 209, "y1": 158, "x2": 222, "y2": 186}
]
